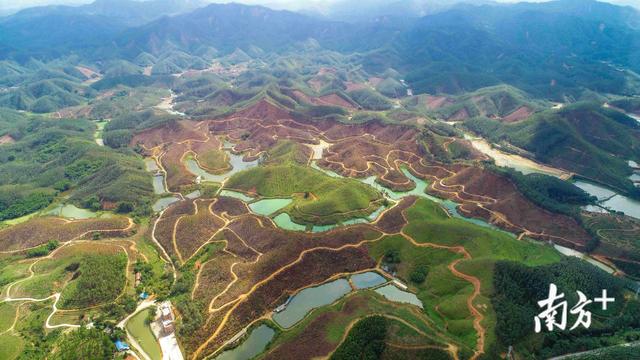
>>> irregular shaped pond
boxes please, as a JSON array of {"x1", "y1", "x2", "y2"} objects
[
  {"x1": 220, "y1": 190, "x2": 255, "y2": 202},
  {"x1": 214, "y1": 325, "x2": 275, "y2": 360},
  {"x1": 351, "y1": 272, "x2": 387, "y2": 289},
  {"x1": 375, "y1": 284, "x2": 423, "y2": 308},
  {"x1": 145, "y1": 158, "x2": 160, "y2": 172},
  {"x1": 272, "y1": 213, "x2": 307, "y2": 232},
  {"x1": 249, "y1": 198, "x2": 292, "y2": 216},
  {"x1": 152, "y1": 175, "x2": 167, "y2": 195},
  {"x1": 272, "y1": 279, "x2": 351, "y2": 328},
  {"x1": 574, "y1": 180, "x2": 640, "y2": 219},
  {"x1": 153, "y1": 196, "x2": 181, "y2": 212},
  {"x1": 185, "y1": 152, "x2": 259, "y2": 183}
]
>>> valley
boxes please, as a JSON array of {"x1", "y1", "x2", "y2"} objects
[{"x1": 1, "y1": 0, "x2": 640, "y2": 359}]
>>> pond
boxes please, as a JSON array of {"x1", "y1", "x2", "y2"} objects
[
  {"x1": 185, "y1": 152, "x2": 258, "y2": 183},
  {"x1": 375, "y1": 284, "x2": 423, "y2": 308},
  {"x1": 126, "y1": 309, "x2": 162, "y2": 360},
  {"x1": 574, "y1": 180, "x2": 640, "y2": 219},
  {"x1": 145, "y1": 158, "x2": 160, "y2": 172},
  {"x1": 220, "y1": 190, "x2": 255, "y2": 202},
  {"x1": 153, "y1": 196, "x2": 181, "y2": 212},
  {"x1": 47, "y1": 204, "x2": 97, "y2": 219},
  {"x1": 272, "y1": 213, "x2": 307, "y2": 231},
  {"x1": 272, "y1": 279, "x2": 352, "y2": 328},
  {"x1": 249, "y1": 198, "x2": 292, "y2": 216},
  {"x1": 214, "y1": 325, "x2": 275, "y2": 360},
  {"x1": 186, "y1": 190, "x2": 201, "y2": 199},
  {"x1": 152, "y1": 175, "x2": 166, "y2": 195},
  {"x1": 351, "y1": 272, "x2": 387, "y2": 289}
]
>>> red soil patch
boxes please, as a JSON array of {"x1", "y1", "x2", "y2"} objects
[
  {"x1": 174, "y1": 200, "x2": 225, "y2": 260},
  {"x1": 345, "y1": 82, "x2": 367, "y2": 92},
  {"x1": 318, "y1": 94, "x2": 355, "y2": 109},
  {"x1": 448, "y1": 108, "x2": 470, "y2": 121},
  {"x1": 75, "y1": 65, "x2": 99, "y2": 79},
  {"x1": 368, "y1": 77, "x2": 384, "y2": 87},
  {"x1": 375, "y1": 197, "x2": 416, "y2": 234},
  {"x1": 0, "y1": 134, "x2": 15, "y2": 145},
  {"x1": 424, "y1": 95, "x2": 454, "y2": 110},
  {"x1": 502, "y1": 106, "x2": 533, "y2": 123},
  {"x1": 194, "y1": 253, "x2": 237, "y2": 304},
  {"x1": 0, "y1": 216, "x2": 132, "y2": 251},
  {"x1": 429, "y1": 166, "x2": 591, "y2": 248},
  {"x1": 212, "y1": 197, "x2": 250, "y2": 217}
]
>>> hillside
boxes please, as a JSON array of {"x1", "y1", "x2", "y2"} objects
[{"x1": 466, "y1": 102, "x2": 640, "y2": 196}]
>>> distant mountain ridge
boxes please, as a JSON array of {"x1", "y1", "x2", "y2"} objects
[
  {"x1": 5, "y1": 0, "x2": 207, "y2": 26},
  {"x1": 1, "y1": 0, "x2": 640, "y2": 99}
]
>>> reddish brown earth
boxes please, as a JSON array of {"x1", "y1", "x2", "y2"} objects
[
  {"x1": 368, "y1": 77, "x2": 384, "y2": 87},
  {"x1": 0, "y1": 134, "x2": 15, "y2": 145},
  {"x1": 502, "y1": 106, "x2": 533, "y2": 123},
  {"x1": 132, "y1": 121, "x2": 225, "y2": 191},
  {"x1": 425, "y1": 95, "x2": 454, "y2": 110},
  {"x1": 0, "y1": 216, "x2": 133, "y2": 251},
  {"x1": 345, "y1": 82, "x2": 368, "y2": 92},
  {"x1": 448, "y1": 108, "x2": 470, "y2": 121},
  {"x1": 168, "y1": 186, "x2": 412, "y2": 358},
  {"x1": 425, "y1": 166, "x2": 591, "y2": 248},
  {"x1": 207, "y1": 99, "x2": 592, "y2": 247},
  {"x1": 141, "y1": 98, "x2": 608, "y2": 360}
]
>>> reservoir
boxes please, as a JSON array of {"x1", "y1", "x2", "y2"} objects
[{"x1": 574, "y1": 180, "x2": 640, "y2": 219}]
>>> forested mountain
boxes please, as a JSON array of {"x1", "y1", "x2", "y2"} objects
[{"x1": 1, "y1": 1, "x2": 640, "y2": 360}]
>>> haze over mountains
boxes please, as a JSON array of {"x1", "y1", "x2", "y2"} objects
[{"x1": 2, "y1": 0, "x2": 640, "y2": 98}]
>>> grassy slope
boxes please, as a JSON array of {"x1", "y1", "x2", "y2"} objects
[
  {"x1": 369, "y1": 198, "x2": 561, "y2": 353},
  {"x1": 225, "y1": 164, "x2": 382, "y2": 224}
]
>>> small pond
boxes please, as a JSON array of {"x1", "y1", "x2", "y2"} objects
[
  {"x1": 272, "y1": 213, "x2": 307, "y2": 231},
  {"x1": 375, "y1": 284, "x2": 423, "y2": 308},
  {"x1": 220, "y1": 190, "x2": 255, "y2": 202},
  {"x1": 185, "y1": 152, "x2": 259, "y2": 183},
  {"x1": 152, "y1": 175, "x2": 166, "y2": 195},
  {"x1": 249, "y1": 198, "x2": 292, "y2": 216},
  {"x1": 351, "y1": 272, "x2": 387, "y2": 289},
  {"x1": 153, "y1": 196, "x2": 181, "y2": 212},
  {"x1": 214, "y1": 325, "x2": 275, "y2": 360},
  {"x1": 272, "y1": 279, "x2": 351, "y2": 328}
]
